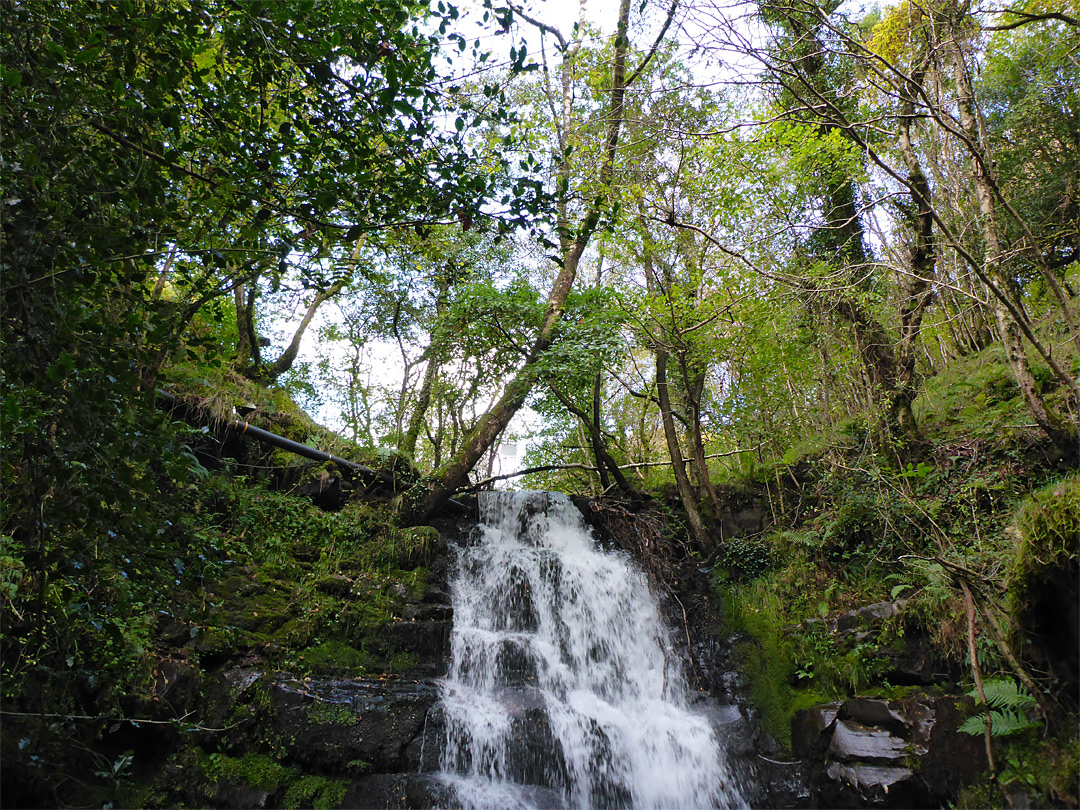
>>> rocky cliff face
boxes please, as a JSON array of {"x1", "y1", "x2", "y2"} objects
[
  {"x1": 792, "y1": 696, "x2": 987, "y2": 807},
  {"x1": 94, "y1": 511, "x2": 473, "y2": 810}
]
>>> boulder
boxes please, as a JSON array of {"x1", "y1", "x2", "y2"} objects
[
  {"x1": 270, "y1": 677, "x2": 442, "y2": 774},
  {"x1": 793, "y1": 695, "x2": 986, "y2": 807}
]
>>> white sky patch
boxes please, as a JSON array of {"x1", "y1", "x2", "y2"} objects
[
  {"x1": 284, "y1": 0, "x2": 630, "y2": 475},
  {"x1": 287, "y1": 0, "x2": 874, "y2": 478}
]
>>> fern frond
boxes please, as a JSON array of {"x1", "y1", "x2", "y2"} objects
[
  {"x1": 958, "y1": 709, "x2": 1039, "y2": 737},
  {"x1": 989, "y1": 709, "x2": 1039, "y2": 736},
  {"x1": 958, "y1": 714, "x2": 989, "y2": 736},
  {"x1": 967, "y1": 678, "x2": 1036, "y2": 710}
]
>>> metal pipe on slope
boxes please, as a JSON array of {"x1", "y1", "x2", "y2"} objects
[{"x1": 156, "y1": 389, "x2": 470, "y2": 515}]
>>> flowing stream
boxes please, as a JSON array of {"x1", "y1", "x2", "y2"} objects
[{"x1": 437, "y1": 490, "x2": 746, "y2": 809}]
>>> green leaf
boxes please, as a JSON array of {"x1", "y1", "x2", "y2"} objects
[
  {"x1": 968, "y1": 679, "x2": 1037, "y2": 711},
  {"x1": 1, "y1": 66, "x2": 22, "y2": 87}
]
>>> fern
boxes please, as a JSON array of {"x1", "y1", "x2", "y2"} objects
[
  {"x1": 959, "y1": 709, "x2": 1039, "y2": 737},
  {"x1": 959, "y1": 679, "x2": 1040, "y2": 737},
  {"x1": 971, "y1": 679, "x2": 1037, "y2": 711}
]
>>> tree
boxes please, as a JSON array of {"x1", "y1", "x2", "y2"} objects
[
  {"x1": 0, "y1": 2, "x2": 499, "y2": 793},
  {"x1": 684, "y1": 0, "x2": 1077, "y2": 451},
  {"x1": 942, "y1": 3, "x2": 1078, "y2": 449},
  {"x1": 398, "y1": 0, "x2": 682, "y2": 523}
]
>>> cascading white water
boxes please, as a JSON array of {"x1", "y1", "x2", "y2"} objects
[{"x1": 438, "y1": 490, "x2": 746, "y2": 810}]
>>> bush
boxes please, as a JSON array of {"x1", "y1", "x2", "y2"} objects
[{"x1": 715, "y1": 537, "x2": 774, "y2": 582}]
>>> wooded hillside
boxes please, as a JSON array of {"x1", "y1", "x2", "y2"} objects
[{"x1": 2, "y1": 0, "x2": 1077, "y2": 806}]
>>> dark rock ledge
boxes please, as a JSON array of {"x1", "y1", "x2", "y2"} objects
[{"x1": 792, "y1": 695, "x2": 987, "y2": 807}]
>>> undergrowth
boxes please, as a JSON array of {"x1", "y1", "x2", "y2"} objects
[
  {"x1": 710, "y1": 342, "x2": 1079, "y2": 802},
  {"x1": 0, "y1": 366, "x2": 437, "y2": 808}
]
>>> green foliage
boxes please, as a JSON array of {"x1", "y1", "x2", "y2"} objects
[
  {"x1": 714, "y1": 537, "x2": 774, "y2": 582},
  {"x1": 959, "y1": 679, "x2": 1040, "y2": 737},
  {"x1": 977, "y1": 677, "x2": 1040, "y2": 712},
  {"x1": 713, "y1": 526, "x2": 899, "y2": 747},
  {"x1": 1009, "y1": 474, "x2": 1080, "y2": 588},
  {"x1": 709, "y1": 353, "x2": 1078, "y2": 757},
  {"x1": 0, "y1": 0, "x2": 499, "y2": 799},
  {"x1": 979, "y1": 16, "x2": 1080, "y2": 267},
  {"x1": 957, "y1": 708, "x2": 1037, "y2": 738},
  {"x1": 957, "y1": 731, "x2": 1080, "y2": 809},
  {"x1": 1, "y1": 0, "x2": 1077, "y2": 802}
]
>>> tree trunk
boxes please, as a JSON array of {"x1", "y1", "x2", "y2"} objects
[
  {"x1": 398, "y1": 0, "x2": 638, "y2": 524},
  {"x1": 889, "y1": 44, "x2": 936, "y2": 436},
  {"x1": 234, "y1": 281, "x2": 259, "y2": 369},
  {"x1": 402, "y1": 349, "x2": 439, "y2": 460},
  {"x1": 950, "y1": 23, "x2": 1078, "y2": 452},
  {"x1": 657, "y1": 351, "x2": 711, "y2": 550},
  {"x1": 767, "y1": 10, "x2": 905, "y2": 434},
  {"x1": 400, "y1": 238, "x2": 588, "y2": 523},
  {"x1": 257, "y1": 281, "x2": 343, "y2": 382},
  {"x1": 550, "y1": 383, "x2": 634, "y2": 493},
  {"x1": 591, "y1": 369, "x2": 612, "y2": 490},
  {"x1": 682, "y1": 359, "x2": 723, "y2": 518}
]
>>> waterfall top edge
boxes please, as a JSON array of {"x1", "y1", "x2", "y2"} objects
[
  {"x1": 476, "y1": 490, "x2": 585, "y2": 535},
  {"x1": 476, "y1": 489, "x2": 572, "y2": 507}
]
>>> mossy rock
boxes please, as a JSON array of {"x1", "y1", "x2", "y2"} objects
[
  {"x1": 1008, "y1": 475, "x2": 1080, "y2": 601},
  {"x1": 1007, "y1": 475, "x2": 1080, "y2": 700},
  {"x1": 298, "y1": 640, "x2": 375, "y2": 675}
]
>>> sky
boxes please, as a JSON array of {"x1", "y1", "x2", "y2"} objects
[
  {"x1": 283, "y1": 0, "x2": 850, "y2": 479},
  {"x1": 289, "y1": 0, "x2": 631, "y2": 477}
]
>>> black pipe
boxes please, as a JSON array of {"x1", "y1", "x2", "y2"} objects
[
  {"x1": 226, "y1": 419, "x2": 470, "y2": 514},
  {"x1": 227, "y1": 418, "x2": 386, "y2": 480},
  {"x1": 157, "y1": 389, "x2": 470, "y2": 515},
  {"x1": 225, "y1": 420, "x2": 470, "y2": 515}
]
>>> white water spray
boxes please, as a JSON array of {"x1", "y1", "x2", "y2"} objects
[{"x1": 438, "y1": 491, "x2": 746, "y2": 809}]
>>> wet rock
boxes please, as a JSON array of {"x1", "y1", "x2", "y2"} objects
[
  {"x1": 271, "y1": 677, "x2": 441, "y2": 774},
  {"x1": 506, "y1": 705, "x2": 571, "y2": 792},
  {"x1": 1021, "y1": 566, "x2": 1080, "y2": 705},
  {"x1": 297, "y1": 475, "x2": 344, "y2": 510},
  {"x1": 828, "y1": 720, "x2": 908, "y2": 764},
  {"x1": 342, "y1": 773, "x2": 455, "y2": 809},
  {"x1": 836, "y1": 601, "x2": 907, "y2": 631},
  {"x1": 207, "y1": 780, "x2": 273, "y2": 809},
  {"x1": 794, "y1": 601, "x2": 909, "y2": 636},
  {"x1": 385, "y1": 620, "x2": 451, "y2": 675},
  {"x1": 839, "y1": 699, "x2": 910, "y2": 737},
  {"x1": 793, "y1": 695, "x2": 986, "y2": 807},
  {"x1": 494, "y1": 637, "x2": 540, "y2": 686},
  {"x1": 224, "y1": 667, "x2": 263, "y2": 695},
  {"x1": 720, "y1": 502, "x2": 771, "y2": 539},
  {"x1": 158, "y1": 618, "x2": 193, "y2": 646},
  {"x1": 498, "y1": 564, "x2": 540, "y2": 633},
  {"x1": 887, "y1": 633, "x2": 939, "y2": 686},
  {"x1": 402, "y1": 601, "x2": 453, "y2": 622},
  {"x1": 791, "y1": 701, "x2": 841, "y2": 758},
  {"x1": 150, "y1": 659, "x2": 201, "y2": 713},
  {"x1": 823, "y1": 762, "x2": 915, "y2": 807}
]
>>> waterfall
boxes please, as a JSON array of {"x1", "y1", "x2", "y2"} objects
[{"x1": 438, "y1": 490, "x2": 746, "y2": 810}]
